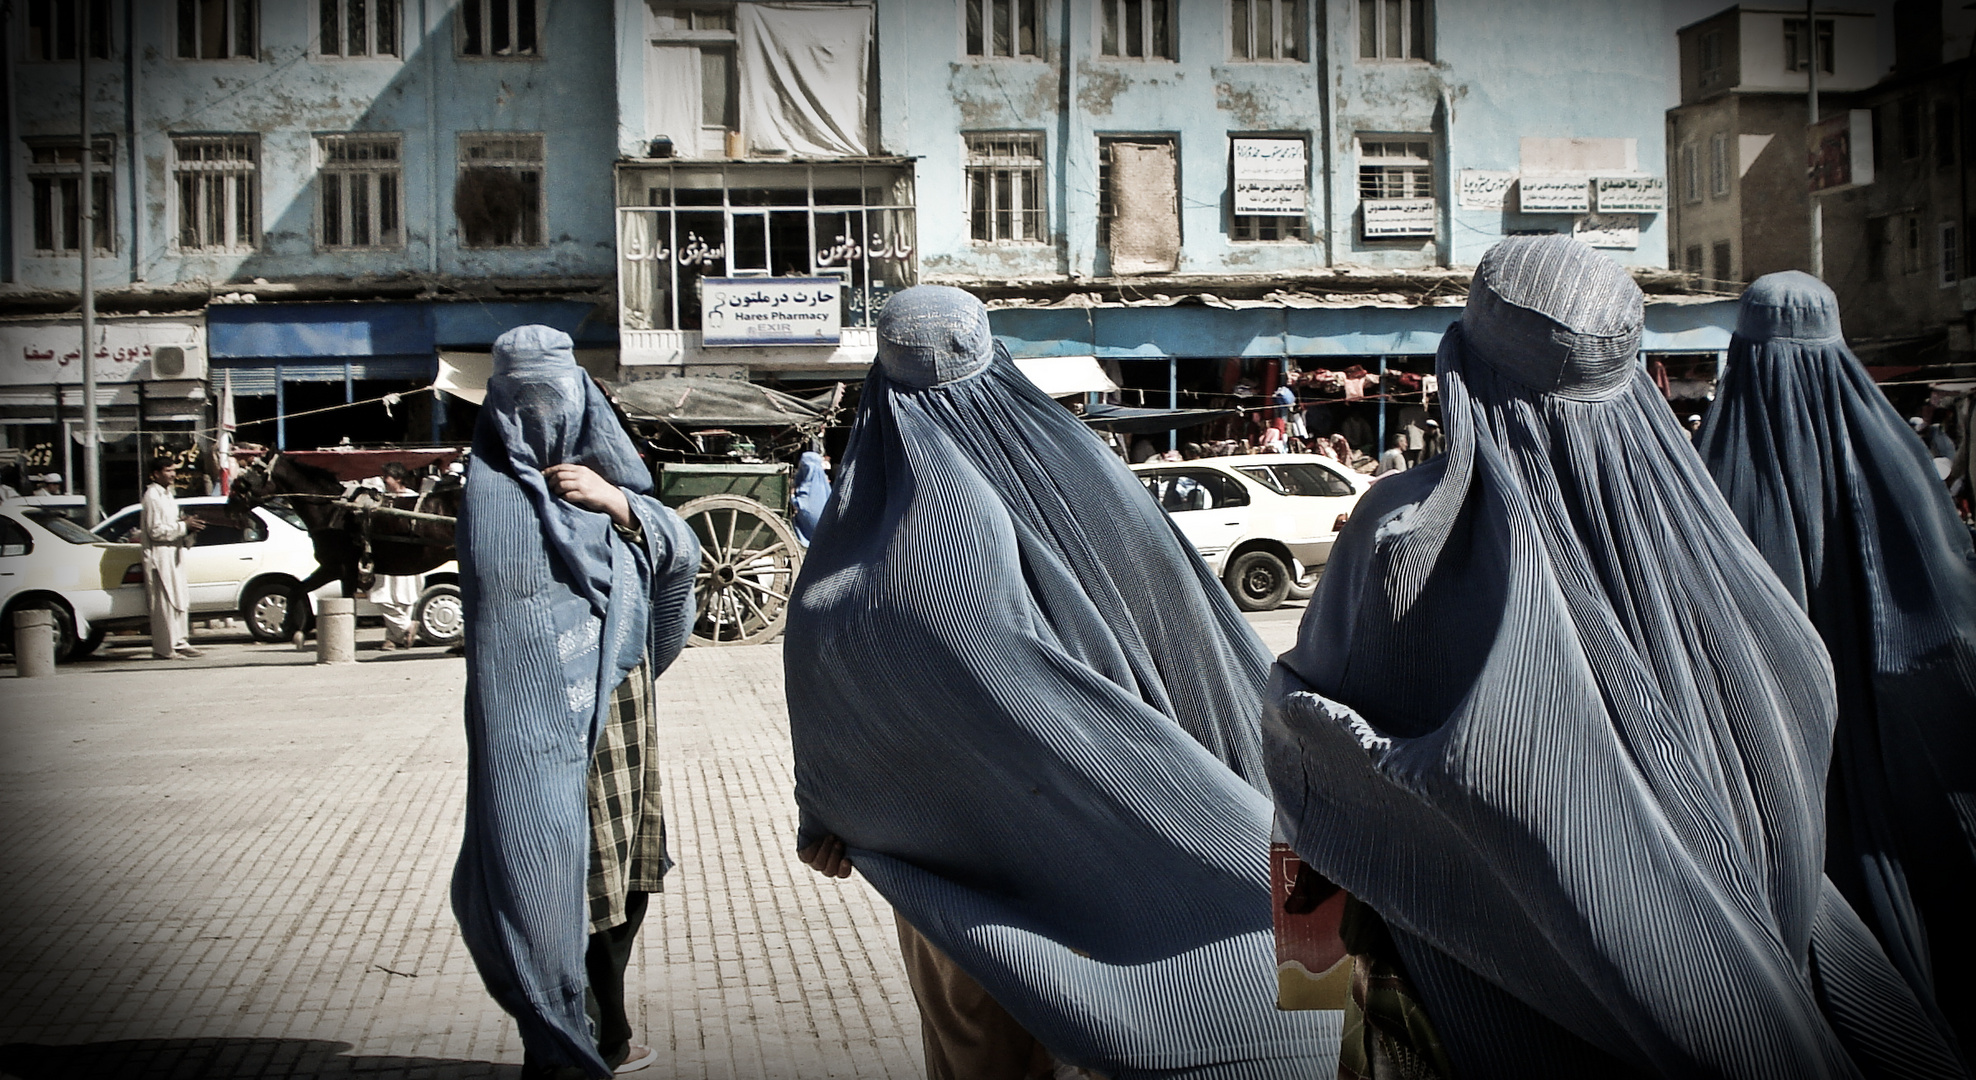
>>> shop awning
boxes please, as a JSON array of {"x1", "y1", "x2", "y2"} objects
[
  {"x1": 1012, "y1": 355, "x2": 1119, "y2": 397},
  {"x1": 1079, "y1": 403, "x2": 1236, "y2": 433}
]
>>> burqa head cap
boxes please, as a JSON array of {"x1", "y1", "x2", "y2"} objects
[
  {"x1": 875, "y1": 286, "x2": 995, "y2": 389},
  {"x1": 491, "y1": 324, "x2": 578, "y2": 378},
  {"x1": 1462, "y1": 235, "x2": 1644, "y2": 398},
  {"x1": 1734, "y1": 271, "x2": 1842, "y2": 343}
]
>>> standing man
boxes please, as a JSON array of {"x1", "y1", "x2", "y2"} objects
[
  {"x1": 1374, "y1": 435, "x2": 1408, "y2": 476},
  {"x1": 371, "y1": 461, "x2": 422, "y2": 651},
  {"x1": 141, "y1": 459, "x2": 203, "y2": 660}
]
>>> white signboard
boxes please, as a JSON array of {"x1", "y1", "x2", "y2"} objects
[
  {"x1": 1458, "y1": 170, "x2": 1517, "y2": 210},
  {"x1": 1518, "y1": 176, "x2": 1591, "y2": 213},
  {"x1": 1573, "y1": 213, "x2": 1640, "y2": 249},
  {"x1": 0, "y1": 320, "x2": 204, "y2": 386},
  {"x1": 1232, "y1": 139, "x2": 1308, "y2": 213},
  {"x1": 701, "y1": 278, "x2": 843, "y2": 347},
  {"x1": 1594, "y1": 175, "x2": 1666, "y2": 213},
  {"x1": 1362, "y1": 198, "x2": 1437, "y2": 238}
]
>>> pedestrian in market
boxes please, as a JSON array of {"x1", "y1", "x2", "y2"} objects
[
  {"x1": 141, "y1": 458, "x2": 204, "y2": 660},
  {"x1": 785, "y1": 285, "x2": 1335, "y2": 1080},
  {"x1": 1418, "y1": 418, "x2": 1445, "y2": 462},
  {"x1": 1264, "y1": 237, "x2": 1965, "y2": 1079},
  {"x1": 452, "y1": 326, "x2": 699, "y2": 1080},
  {"x1": 1374, "y1": 434, "x2": 1408, "y2": 476},
  {"x1": 1696, "y1": 270, "x2": 1976, "y2": 1055},
  {"x1": 370, "y1": 461, "x2": 423, "y2": 651},
  {"x1": 1685, "y1": 413, "x2": 1704, "y2": 441}
]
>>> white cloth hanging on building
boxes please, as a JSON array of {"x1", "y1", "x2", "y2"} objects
[{"x1": 737, "y1": 4, "x2": 871, "y2": 157}]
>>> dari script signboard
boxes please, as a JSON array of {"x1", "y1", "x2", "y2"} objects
[
  {"x1": 701, "y1": 278, "x2": 843, "y2": 347},
  {"x1": 1594, "y1": 176, "x2": 1665, "y2": 213},
  {"x1": 1232, "y1": 139, "x2": 1308, "y2": 214},
  {"x1": 1518, "y1": 176, "x2": 1591, "y2": 213},
  {"x1": 1362, "y1": 198, "x2": 1436, "y2": 238},
  {"x1": 1457, "y1": 170, "x2": 1517, "y2": 211},
  {"x1": 1573, "y1": 213, "x2": 1640, "y2": 249}
]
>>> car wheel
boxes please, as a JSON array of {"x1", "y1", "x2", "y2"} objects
[
  {"x1": 412, "y1": 584, "x2": 464, "y2": 647},
  {"x1": 72, "y1": 627, "x2": 106, "y2": 659},
  {"x1": 2, "y1": 598, "x2": 80, "y2": 661},
  {"x1": 1287, "y1": 567, "x2": 1320, "y2": 602},
  {"x1": 242, "y1": 580, "x2": 304, "y2": 642},
  {"x1": 1224, "y1": 550, "x2": 1292, "y2": 612}
]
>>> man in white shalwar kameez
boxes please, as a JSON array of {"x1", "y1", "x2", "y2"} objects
[
  {"x1": 370, "y1": 462, "x2": 422, "y2": 650},
  {"x1": 141, "y1": 460, "x2": 203, "y2": 659}
]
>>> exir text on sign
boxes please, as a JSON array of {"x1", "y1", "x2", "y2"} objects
[
  {"x1": 1232, "y1": 139, "x2": 1308, "y2": 214},
  {"x1": 701, "y1": 278, "x2": 844, "y2": 347}
]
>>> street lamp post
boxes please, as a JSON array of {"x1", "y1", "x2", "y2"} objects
[
  {"x1": 79, "y1": 1, "x2": 101, "y2": 522},
  {"x1": 1806, "y1": 0, "x2": 1824, "y2": 280}
]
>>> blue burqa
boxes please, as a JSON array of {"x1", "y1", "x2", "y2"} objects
[
  {"x1": 788, "y1": 450, "x2": 830, "y2": 546},
  {"x1": 1697, "y1": 271, "x2": 1976, "y2": 1056},
  {"x1": 1264, "y1": 238, "x2": 1967, "y2": 1080},
  {"x1": 784, "y1": 286, "x2": 1336, "y2": 1078},
  {"x1": 452, "y1": 326, "x2": 699, "y2": 1077}
]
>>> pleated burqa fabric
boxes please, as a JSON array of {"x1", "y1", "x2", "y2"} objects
[
  {"x1": 452, "y1": 326, "x2": 699, "y2": 1078},
  {"x1": 1696, "y1": 271, "x2": 1976, "y2": 1056},
  {"x1": 789, "y1": 449, "x2": 830, "y2": 545},
  {"x1": 1264, "y1": 237, "x2": 1968, "y2": 1080},
  {"x1": 784, "y1": 286, "x2": 1336, "y2": 1078}
]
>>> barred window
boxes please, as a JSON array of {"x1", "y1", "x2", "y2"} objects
[
  {"x1": 1357, "y1": 139, "x2": 1432, "y2": 199},
  {"x1": 319, "y1": 0, "x2": 399, "y2": 57},
  {"x1": 1100, "y1": 0, "x2": 1174, "y2": 60},
  {"x1": 1231, "y1": 0, "x2": 1303, "y2": 60},
  {"x1": 177, "y1": 0, "x2": 257, "y2": 60},
  {"x1": 27, "y1": 139, "x2": 114, "y2": 254},
  {"x1": 173, "y1": 136, "x2": 259, "y2": 252},
  {"x1": 459, "y1": 0, "x2": 537, "y2": 57},
  {"x1": 966, "y1": 134, "x2": 1047, "y2": 243},
  {"x1": 25, "y1": 0, "x2": 112, "y2": 61},
  {"x1": 457, "y1": 134, "x2": 544, "y2": 247},
  {"x1": 965, "y1": 0, "x2": 1039, "y2": 57},
  {"x1": 1358, "y1": 0, "x2": 1427, "y2": 60},
  {"x1": 318, "y1": 135, "x2": 403, "y2": 249}
]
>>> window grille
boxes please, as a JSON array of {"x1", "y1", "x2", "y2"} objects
[
  {"x1": 1358, "y1": 0, "x2": 1427, "y2": 60},
  {"x1": 457, "y1": 134, "x2": 544, "y2": 247},
  {"x1": 319, "y1": 0, "x2": 399, "y2": 57},
  {"x1": 1100, "y1": 0, "x2": 1174, "y2": 59},
  {"x1": 459, "y1": 0, "x2": 537, "y2": 57},
  {"x1": 1357, "y1": 139, "x2": 1432, "y2": 199},
  {"x1": 965, "y1": 0, "x2": 1039, "y2": 57},
  {"x1": 177, "y1": 0, "x2": 257, "y2": 59},
  {"x1": 318, "y1": 135, "x2": 403, "y2": 249},
  {"x1": 27, "y1": 139, "x2": 114, "y2": 254},
  {"x1": 173, "y1": 135, "x2": 259, "y2": 251},
  {"x1": 1230, "y1": 0, "x2": 1303, "y2": 60},
  {"x1": 965, "y1": 134, "x2": 1047, "y2": 243},
  {"x1": 25, "y1": 0, "x2": 111, "y2": 61}
]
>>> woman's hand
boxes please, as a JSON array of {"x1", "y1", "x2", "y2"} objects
[
  {"x1": 797, "y1": 834, "x2": 854, "y2": 879},
  {"x1": 543, "y1": 463, "x2": 633, "y2": 529}
]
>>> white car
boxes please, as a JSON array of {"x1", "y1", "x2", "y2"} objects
[
  {"x1": 0, "y1": 502, "x2": 147, "y2": 661},
  {"x1": 1130, "y1": 454, "x2": 1370, "y2": 611},
  {"x1": 93, "y1": 496, "x2": 463, "y2": 646}
]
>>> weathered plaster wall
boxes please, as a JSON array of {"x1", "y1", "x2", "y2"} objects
[{"x1": 9, "y1": 0, "x2": 618, "y2": 291}]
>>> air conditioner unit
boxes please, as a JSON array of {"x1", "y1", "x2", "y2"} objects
[{"x1": 147, "y1": 345, "x2": 206, "y2": 381}]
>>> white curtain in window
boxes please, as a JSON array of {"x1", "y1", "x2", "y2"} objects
[
  {"x1": 646, "y1": 44, "x2": 703, "y2": 152},
  {"x1": 737, "y1": 3, "x2": 871, "y2": 157},
  {"x1": 619, "y1": 211, "x2": 663, "y2": 330}
]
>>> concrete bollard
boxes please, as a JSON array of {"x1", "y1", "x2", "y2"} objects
[
  {"x1": 316, "y1": 598, "x2": 356, "y2": 664},
  {"x1": 12, "y1": 609, "x2": 57, "y2": 678}
]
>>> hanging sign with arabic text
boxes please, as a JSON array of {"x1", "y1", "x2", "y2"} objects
[
  {"x1": 1518, "y1": 177, "x2": 1591, "y2": 213},
  {"x1": 701, "y1": 278, "x2": 843, "y2": 347},
  {"x1": 1, "y1": 320, "x2": 204, "y2": 386},
  {"x1": 1593, "y1": 176, "x2": 1665, "y2": 213},
  {"x1": 1232, "y1": 139, "x2": 1308, "y2": 214}
]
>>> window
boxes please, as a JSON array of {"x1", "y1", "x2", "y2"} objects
[
  {"x1": 1098, "y1": 137, "x2": 1180, "y2": 272},
  {"x1": 1235, "y1": 462, "x2": 1354, "y2": 497},
  {"x1": 1710, "y1": 240, "x2": 1732, "y2": 287},
  {"x1": 965, "y1": 0, "x2": 1039, "y2": 57},
  {"x1": 456, "y1": 134, "x2": 543, "y2": 247},
  {"x1": 652, "y1": 6, "x2": 737, "y2": 155},
  {"x1": 1232, "y1": 138, "x2": 1308, "y2": 241},
  {"x1": 1684, "y1": 244, "x2": 1703, "y2": 276},
  {"x1": 1865, "y1": 216, "x2": 1886, "y2": 281},
  {"x1": 172, "y1": 135, "x2": 259, "y2": 252},
  {"x1": 1707, "y1": 132, "x2": 1729, "y2": 197},
  {"x1": 1230, "y1": 0, "x2": 1304, "y2": 61},
  {"x1": 965, "y1": 133, "x2": 1047, "y2": 243},
  {"x1": 26, "y1": 139, "x2": 114, "y2": 254},
  {"x1": 1358, "y1": 0, "x2": 1428, "y2": 60},
  {"x1": 319, "y1": 0, "x2": 399, "y2": 57},
  {"x1": 1100, "y1": 0, "x2": 1174, "y2": 60},
  {"x1": 1680, "y1": 144, "x2": 1701, "y2": 204},
  {"x1": 1941, "y1": 222, "x2": 1961, "y2": 289},
  {"x1": 1698, "y1": 29, "x2": 1723, "y2": 86},
  {"x1": 1897, "y1": 97, "x2": 1922, "y2": 160},
  {"x1": 1902, "y1": 215, "x2": 1922, "y2": 274},
  {"x1": 0, "y1": 518, "x2": 31, "y2": 558},
  {"x1": 458, "y1": 0, "x2": 537, "y2": 58},
  {"x1": 1357, "y1": 138, "x2": 1431, "y2": 199},
  {"x1": 1936, "y1": 102, "x2": 1957, "y2": 169},
  {"x1": 318, "y1": 134, "x2": 403, "y2": 249},
  {"x1": 1141, "y1": 469, "x2": 1250, "y2": 511},
  {"x1": 1232, "y1": 213, "x2": 1307, "y2": 241},
  {"x1": 177, "y1": 0, "x2": 257, "y2": 59},
  {"x1": 1782, "y1": 18, "x2": 1833, "y2": 75},
  {"x1": 25, "y1": 0, "x2": 111, "y2": 60}
]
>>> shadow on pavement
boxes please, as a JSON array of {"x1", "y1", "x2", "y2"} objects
[{"x1": 0, "y1": 1038, "x2": 517, "y2": 1079}]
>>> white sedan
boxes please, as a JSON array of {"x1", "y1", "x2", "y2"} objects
[
  {"x1": 0, "y1": 502, "x2": 147, "y2": 661},
  {"x1": 1130, "y1": 454, "x2": 1370, "y2": 611}
]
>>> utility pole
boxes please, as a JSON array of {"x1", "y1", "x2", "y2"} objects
[
  {"x1": 1806, "y1": 0, "x2": 1824, "y2": 280},
  {"x1": 79, "y1": 0, "x2": 101, "y2": 522}
]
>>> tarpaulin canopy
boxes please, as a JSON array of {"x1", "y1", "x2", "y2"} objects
[
  {"x1": 281, "y1": 448, "x2": 463, "y2": 482},
  {"x1": 603, "y1": 376, "x2": 838, "y2": 429},
  {"x1": 1011, "y1": 354, "x2": 1120, "y2": 397},
  {"x1": 1079, "y1": 403, "x2": 1236, "y2": 433}
]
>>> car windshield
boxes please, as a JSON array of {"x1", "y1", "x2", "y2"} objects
[
  {"x1": 1236, "y1": 463, "x2": 1354, "y2": 498},
  {"x1": 262, "y1": 500, "x2": 306, "y2": 531},
  {"x1": 25, "y1": 510, "x2": 107, "y2": 543}
]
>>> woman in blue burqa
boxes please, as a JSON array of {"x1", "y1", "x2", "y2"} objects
[
  {"x1": 1696, "y1": 271, "x2": 1976, "y2": 1057},
  {"x1": 453, "y1": 326, "x2": 699, "y2": 1079},
  {"x1": 785, "y1": 285, "x2": 1336, "y2": 1078},
  {"x1": 1264, "y1": 237, "x2": 1968, "y2": 1080}
]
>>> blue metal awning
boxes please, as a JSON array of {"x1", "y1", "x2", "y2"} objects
[{"x1": 208, "y1": 302, "x2": 433, "y2": 359}]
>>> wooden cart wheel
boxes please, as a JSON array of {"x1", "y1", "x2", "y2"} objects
[{"x1": 676, "y1": 494, "x2": 804, "y2": 646}]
